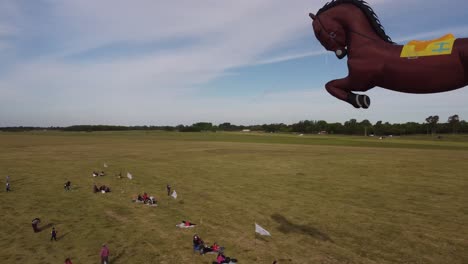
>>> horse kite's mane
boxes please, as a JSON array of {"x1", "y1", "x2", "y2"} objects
[{"x1": 316, "y1": 0, "x2": 395, "y2": 44}]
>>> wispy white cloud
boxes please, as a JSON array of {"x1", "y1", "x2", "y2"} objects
[
  {"x1": 0, "y1": 0, "x2": 467, "y2": 126},
  {"x1": 393, "y1": 25, "x2": 468, "y2": 43}
]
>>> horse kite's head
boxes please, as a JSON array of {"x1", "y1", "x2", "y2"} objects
[{"x1": 309, "y1": 13, "x2": 347, "y2": 59}]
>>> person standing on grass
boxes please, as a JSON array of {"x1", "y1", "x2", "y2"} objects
[
  {"x1": 50, "y1": 227, "x2": 57, "y2": 241},
  {"x1": 100, "y1": 244, "x2": 109, "y2": 264},
  {"x1": 6, "y1": 182, "x2": 10, "y2": 192},
  {"x1": 166, "y1": 184, "x2": 171, "y2": 196},
  {"x1": 64, "y1": 258, "x2": 73, "y2": 264}
]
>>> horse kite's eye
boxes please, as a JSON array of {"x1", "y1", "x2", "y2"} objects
[{"x1": 329, "y1": 32, "x2": 336, "y2": 39}]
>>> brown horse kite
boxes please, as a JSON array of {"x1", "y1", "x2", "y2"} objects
[{"x1": 309, "y1": 0, "x2": 468, "y2": 109}]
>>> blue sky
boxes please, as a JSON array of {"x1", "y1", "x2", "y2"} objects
[{"x1": 1, "y1": 0, "x2": 468, "y2": 126}]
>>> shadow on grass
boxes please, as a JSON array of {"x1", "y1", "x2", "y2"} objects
[
  {"x1": 110, "y1": 249, "x2": 125, "y2": 264},
  {"x1": 255, "y1": 233, "x2": 270, "y2": 242},
  {"x1": 57, "y1": 231, "x2": 70, "y2": 241},
  {"x1": 271, "y1": 214, "x2": 333, "y2": 242},
  {"x1": 39, "y1": 223, "x2": 54, "y2": 232}
]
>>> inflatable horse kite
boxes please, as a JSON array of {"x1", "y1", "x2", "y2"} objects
[{"x1": 309, "y1": 0, "x2": 468, "y2": 109}]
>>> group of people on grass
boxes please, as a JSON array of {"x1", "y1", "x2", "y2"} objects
[
  {"x1": 92, "y1": 171, "x2": 106, "y2": 177},
  {"x1": 62, "y1": 244, "x2": 108, "y2": 264},
  {"x1": 94, "y1": 184, "x2": 111, "y2": 193},
  {"x1": 135, "y1": 192, "x2": 157, "y2": 205},
  {"x1": 10, "y1": 167, "x2": 244, "y2": 263},
  {"x1": 193, "y1": 234, "x2": 237, "y2": 263}
]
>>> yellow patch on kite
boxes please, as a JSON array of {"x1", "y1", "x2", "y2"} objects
[{"x1": 400, "y1": 34, "x2": 456, "y2": 58}]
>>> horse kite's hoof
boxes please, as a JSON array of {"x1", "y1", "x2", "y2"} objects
[
  {"x1": 347, "y1": 94, "x2": 370, "y2": 109},
  {"x1": 359, "y1": 94, "x2": 371, "y2": 109}
]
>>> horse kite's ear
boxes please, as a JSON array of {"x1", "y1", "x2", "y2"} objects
[{"x1": 309, "y1": 13, "x2": 316, "y2": 20}]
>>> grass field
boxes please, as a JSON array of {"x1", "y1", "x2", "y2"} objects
[{"x1": 0, "y1": 131, "x2": 467, "y2": 264}]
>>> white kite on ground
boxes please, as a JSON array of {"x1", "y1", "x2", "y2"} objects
[
  {"x1": 127, "y1": 172, "x2": 133, "y2": 180},
  {"x1": 171, "y1": 190, "x2": 177, "y2": 199},
  {"x1": 255, "y1": 223, "x2": 271, "y2": 236}
]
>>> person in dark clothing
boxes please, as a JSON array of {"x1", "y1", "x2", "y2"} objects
[
  {"x1": 51, "y1": 227, "x2": 57, "y2": 241},
  {"x1": 93, "y1": 184, "x2": 99, "y2": 193},
  {"x1": 166, "y1": 184, "x2": 171, "y2": 196},
  {"x1": 6, "y1": 182, "x2": 10, "y2": 192},
  {"x1": 32, "y1": 218, "x2": 41, "y2": 232},
  {"x1": 193, "y1": 234, "x2": 204, "y2": 252},
  {"x1": 64, "y1": 181, "x2": 71, "y2": 191},
  {"x1": 200, "y1": 245, "x2": 213, "y2": 255},
  {"x1": 64, "y1": 258, "x2": 73, "y2": 264}
]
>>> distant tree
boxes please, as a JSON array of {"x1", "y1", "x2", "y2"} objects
[
  {"x1": 425, "y1": 115, "x2": 439, "y2": 135},
  {"x1": 316, "y1": 120, "x2": 328, "y2": 132},
  {"x1": 344, "y1": 119, "x2": 358, "y2": 134},
  {"x1": 192, "y1": 122, "x2": 213, "y2": 131},
  {"x1": 327, "y1": 122, "x2": 344, "y2": 134},
  {"x1": 373, "y1": 121, "x2": 383, "y2": 135},
  {"x1": 219, "y1": 122, "x2": 238, "y2": 131},
  {"x1": 448, "y1": 114, "x2": 460, "y2": 134},
  {"x1": 360, "y1": 119, "x2": 372, "y2": 136}
]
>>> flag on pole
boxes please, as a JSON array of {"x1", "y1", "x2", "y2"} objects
[
  {"x1": 171, "y1": 190, "x2": 177, "y2": 199},
  {"x1": 103, "y1": 163, "x2": 108, "y2": 168},
  {"x1": 127, "y1": 172, "x2": 133, "y2": 180},
  {"x1": 255, "y1": 223, "x2": 271, "y2": 236}
]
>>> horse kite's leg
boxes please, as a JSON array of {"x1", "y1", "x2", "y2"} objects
[{"x1": 325, "y1": 78, "x2": 370, "y2": 109}]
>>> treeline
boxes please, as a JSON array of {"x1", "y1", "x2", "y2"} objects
[{"x1": 1, "y1": 115, "x2": 467, "y2": 135}]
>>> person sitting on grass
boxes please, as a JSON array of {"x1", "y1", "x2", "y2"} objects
[
  {"x1": 32, "y1": 218, "x2": 41, "y2": 232},
  {"x1": 193, "y1": 234, "x2": 204, "y2": 252},
  {"x1": 177, "y1": 220, "x2": 196, "y2": 228},
  {"x1": 98, "y1": 185, "x2": 110, "y2": 193},
  {"x1": 148, "y1": 196, "x2": 157, "y2": 205},
  {"x1": 216, "y1": 252, "x2": 237, "y2": 263},
  {"x1": 216, "y1": 253, "x2": 226, "y2": 264},
  {"x1": 93, "y1": 184, "x2": 99, "y2": 193},
  {"x1": 136, "y1": 194, "x2": 143, "y2": 202},
  {"x1": 142, "y1": 192, "x2": 149, "y2": 202},
  {"x1": 99, "y1": 171, "x2": 105, "y2": 177},
  {"x1": 64, "y1": 181, "x2": 71, "y2": 191},
  {"x1": 183, "y1": 220, "x2": 196, "y2": 227},
  {"x1": 201, "y1": 244, "x2": 214, "y2": 255},
  {"x1": 211, "y1": 242, "x2": 221, "y2": 252},
  {"x1": 93, "y1": 171, "x2": 98, "y2": 177}
]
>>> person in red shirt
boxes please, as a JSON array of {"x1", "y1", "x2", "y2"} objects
[
  {"x1": 216, "y1": 253, "x2": 226, "y2": 264},
  {"x1": 211, "y1": 242, "x2": 220, "y2": 252},
  {"x1": 100, "y1": 244, "x2": 109, "y2": 264},
  {"x1": 64, "y1": 258, "x2": 72, "y2": 264}
]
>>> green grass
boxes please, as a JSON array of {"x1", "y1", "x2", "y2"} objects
[{"x1": 0, "y1": 131, "x2": 467, "y2": 263}]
